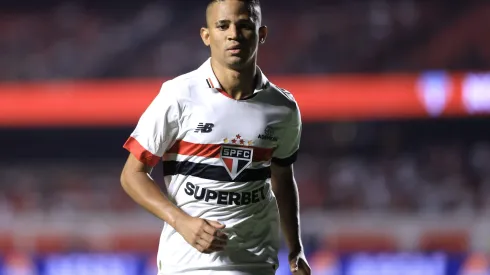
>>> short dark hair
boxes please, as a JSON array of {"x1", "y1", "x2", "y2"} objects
[
  {"x1": 206, "y1": 0, "x2": 262, "y2": 25},
  {"x1": 207, "y1": 0, "x2": 261, "y2": 8}
]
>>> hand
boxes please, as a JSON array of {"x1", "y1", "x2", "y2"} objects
[
  {"x1": 175, "y1": 216, "x2": 228, "y2": 253},
  {"x1": 289, "y1": 250, "x2": 311, "y2": 275}
]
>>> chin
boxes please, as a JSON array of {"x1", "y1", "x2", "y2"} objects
[{"x1": 226, "y1": 56, "x2": 253, "y2": 69}]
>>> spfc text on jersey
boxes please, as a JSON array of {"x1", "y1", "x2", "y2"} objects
[{"x1": 221, "y1": 147, "x2": 252, "y2": 159}]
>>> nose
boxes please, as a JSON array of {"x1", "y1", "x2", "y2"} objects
[{"x1": 227, "y1": 24, "x2": 239, "y2": 41}]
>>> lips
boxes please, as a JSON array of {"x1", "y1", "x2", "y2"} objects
[{"x1": 227, "y1": 45, "x2": 243, "y2": 51}]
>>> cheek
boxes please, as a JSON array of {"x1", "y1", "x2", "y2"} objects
[
  {"x1": 210, "y1": 35, "x2": 223, "y2": 49},
  {"x1": 246, "y1": 35, "x2": 258, "y2": 46},
  {"x1": 208, "y1": 39, "x2": 219, "y2": 50},
  {"x1": 245, "y1": 32, "x2": 258, "y2": 43}
]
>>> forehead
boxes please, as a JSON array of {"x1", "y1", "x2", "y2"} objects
[{"x1": 207, "y1": 0, "x2": 259, "y2": 23}]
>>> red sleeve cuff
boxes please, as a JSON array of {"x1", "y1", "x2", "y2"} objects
[{"x1": 123, "y1": 137, "x2": 161, "y2": 167}]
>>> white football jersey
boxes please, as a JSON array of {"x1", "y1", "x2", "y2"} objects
[{"x1": 124, "y1": 58, "x2": 302, "y2": 275}]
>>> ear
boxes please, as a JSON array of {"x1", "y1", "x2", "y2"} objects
[
  {"x1": 200, "y1": 27, "x2": 210, "y2": 47},
  {"x1": 258, "y1": 25, "x2": 268, "y2": 44}
]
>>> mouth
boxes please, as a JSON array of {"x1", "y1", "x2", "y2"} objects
[
  {"x1": 227, "y1": 45, "x2": 243, "y2": 51},
  {"x1": 227, "y1": 45, "x2": 244, "y2": 54}
]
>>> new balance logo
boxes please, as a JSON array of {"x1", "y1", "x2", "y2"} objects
[{"x1": 195, "y1": 123, "x2": 214, "y2": 133}]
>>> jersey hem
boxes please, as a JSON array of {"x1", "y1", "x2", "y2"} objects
[{"x1": 157, "y1": 263, "x2": 276, "y2": 274}]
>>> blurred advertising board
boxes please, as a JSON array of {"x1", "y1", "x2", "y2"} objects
[
  {"x1": 1, "y1": 72, "x2": 490, "y2": 127},
  {"x1": 1, "y1": 251, "x2": 488, "y2": 275}
]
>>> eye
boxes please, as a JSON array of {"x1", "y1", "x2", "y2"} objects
[
  {"x1": 217, "y1": 24, "x2": 228, "y2": 30},
  {"x1": 237, "y1": 22, "x2": 255, "y2": 31},
  {"x1": 245, "y1": 23, "x2": 255, "y2": 30}
]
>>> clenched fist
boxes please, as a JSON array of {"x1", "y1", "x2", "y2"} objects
[
  {"x1": 289, "y1": 251, "x2": 311, "y2": 275},
  {"x1": 175, "y1": 216, "x2": 228, "y2": 253}
]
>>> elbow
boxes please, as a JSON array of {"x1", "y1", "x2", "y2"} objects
[{"x1": 120, "y1": 168, "x2": 131, "y2": 191}]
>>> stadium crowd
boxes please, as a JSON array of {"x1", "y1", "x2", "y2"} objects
[
  {"x1": 0, "y1": 0, "x2": 488, "y2": 80},
  {"x1": 2, "y1": 124, "x2": 490, "y2": 217}
]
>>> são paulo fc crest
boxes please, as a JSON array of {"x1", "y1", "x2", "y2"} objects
[
  {"x1": 220, "y1": 134, "x2": 254, "y2": 179},
  {"x1": 220, "y1": 146, "x2": 253, "y2": 180}
]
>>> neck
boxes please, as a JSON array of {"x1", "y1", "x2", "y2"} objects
[{"x1": 211, "y1": 58, "x2": 257, "y2": 100}]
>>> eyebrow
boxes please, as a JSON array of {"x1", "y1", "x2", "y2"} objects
[
  {"x1": 215, "y1": 18, "x2": 255, "y2": 26},
  {"x1": 215, "y1": 19, "x2": 230, "y2": 26}
]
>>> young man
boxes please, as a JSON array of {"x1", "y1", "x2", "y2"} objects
[{"x1": 120, "y1": 0, "x2": 311, "y2": 274}]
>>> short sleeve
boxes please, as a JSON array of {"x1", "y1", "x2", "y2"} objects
[
  {"x1": 123, "y1": 82, "x2": 181, "y2": 167},
  {"x1": 272, "y1": 104, "x2": 302, "y2": 166}
]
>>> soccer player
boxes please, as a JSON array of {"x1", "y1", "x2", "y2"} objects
[{"x1": 120, "y1": 0, "x2": 311, "y2": 274}]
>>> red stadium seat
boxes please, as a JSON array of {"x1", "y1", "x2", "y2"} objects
[
  {"x1": 111, "y1": 233, "x2": 160, "y2": 252},
  {"x1": 0, "y1": 233, "x2": 14, "y2": 253},
  {"x1": 326, "y1": 233, "x2": 397, "y2": 253},
  {"x1": 418, "y1": 230, "x2": 469, "y2": 252}
]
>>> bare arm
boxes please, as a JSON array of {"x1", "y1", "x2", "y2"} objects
[
  {"x1": 270, "y1": 162, "x2": 303, "y2": 253},
  {"x1": 271, "y1": 162, "x2": 310, "y2": 274},
  {"x1": 120, "y1": 153, "x2": 228, "y2": 253},
  {"x1": 120, "y1": 153, "x2": 187, "y2": 228}
]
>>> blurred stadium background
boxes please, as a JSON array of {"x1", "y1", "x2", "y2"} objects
[{"x1": 1, "y1": 0, "x2": 490, "y2": 274}]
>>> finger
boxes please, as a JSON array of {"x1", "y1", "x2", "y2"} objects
[
  {"x1": 201, "y1": 226, "x2": 228, "y2": 242},
  {"x1": 295, "y1": 268, "x2": 307, "y2": 275},
  {"x1": 203, "y1": 225, "x2": 228, "y2": 242},
  {"x1": 198, "y1": 235, "x2": 227, "y2": 249},
  {"x1": 195, "y1": 243, "x2": 211, "y2": 254},
  {"x1": 214, "y1": 232, "x2": 228, "y2": 242},
  {"x1": 199, "y1": 231, "x2": 216, "y2": 244},
  {"x1": 195, "y1": 241, "x2": 217, "y2": 254},
  {"x1": 205, "y1": 241, "x2": 226, "y2": 253},
  {"x1": 289, "y1": 258, "x2": 299, "y2": 273},
  {"x1": 207, "y1": 220, "x2": 226, "y2": 229},
  {"x1": 202, "y1": 223, "x2": 218, "y2": 236},
  {"x1": 201, "y1": 240, "x2": 226, "y2": 253},
  {"x1": 210, "y1": 239, "x2": 227, "y2": 249},
  {"x1": 215, "y1": 230, "x2": 229, "y2": 240},
  {"x1": 207, "y1": 245, "x2": 225, "y2": 252},
  {"x1": 297, "y1": 260, "x2": 311, "y2": 275},
  {"x1": 196, "y1": 237, "x2": 212, "y2": 249},
  {"x1": 202, "y1": 248, "x2": 222, "y2": 254}
]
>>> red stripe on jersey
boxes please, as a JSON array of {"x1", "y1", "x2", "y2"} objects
[
  {"x1": 166, "y1": 140, "x2": 273, "y2": 162},
  {"x1": 167, "y1": 140, "x2": 221, "y2": 158},
  {"x1": 207, "y1": 78, "x2": 215, "y2": 88},
  {"x1": 123, "y1": 137, "x2": 161, "y2": 167},
  {"x1": 218, "y1": 88, "x2": 233, "y2": 99}
]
